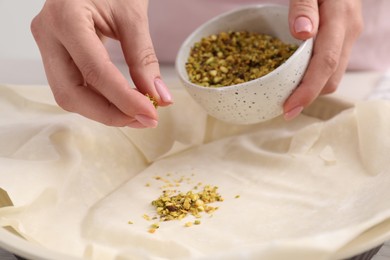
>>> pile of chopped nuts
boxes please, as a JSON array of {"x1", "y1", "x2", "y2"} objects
[
  {"x1": 127, "y1": 172, "x2": 226, "y2": 233},
  {"x1": 186, "y1": 31, "x2": 298, "y2": 87},
  {"x1": 151, "y1": 185, "x2": 223, "y2": 222}
]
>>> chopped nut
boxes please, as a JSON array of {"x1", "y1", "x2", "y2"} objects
[
  {"x1": 219, "y1": 66, "x2": 228, "y2": 74},
  {"x1": 143, "y1": 214, "x2": 151, "y2": 221},
  {"x1": 209, "y1": 70, "x2": 218, "y2": 77},
  {"x1": 148, "y1": 228, "x2": 156, "y2": 234},
  {"x1": 146, "y1": 94, "x2": 158, "y2": 108},
  {"x1": 184, "y1": 222, "x2": 193, "y2": 227},
  {"x1": 151, "y1": 223, "x2": 160, "y2": 229}
]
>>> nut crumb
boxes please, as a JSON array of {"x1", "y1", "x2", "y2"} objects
[{"x1": 146, "y1": 94, "x2": 158, "y2": 108}]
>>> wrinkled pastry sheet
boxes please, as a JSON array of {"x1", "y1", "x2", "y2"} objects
[{"x1": 0, "y1": 84, "x2": 390, "y2": 260}]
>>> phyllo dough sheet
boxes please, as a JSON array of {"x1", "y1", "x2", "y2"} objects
[{"x1": 0, "y1": 84, "x2": 390, "y2": 260}]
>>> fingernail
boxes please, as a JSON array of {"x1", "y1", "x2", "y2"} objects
[
  {"x1": 154, "y1": 78, "x2": 173, "y2": 103},
  {"x1": 134, "y1": 114, "x2": 158, "y2": 128},
  {"x1": 284, "y1": 106, "x2": 304, "y2": 121},
  {"x1": 294, "y1": 16, "x2": 313, "y2": 33}
]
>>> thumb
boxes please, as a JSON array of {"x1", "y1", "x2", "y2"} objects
[
  {"x1": 117, "y1": 10, "x2": 172, "y2": 106},
  {"x1": 288, "y1": 0, "x2": 319, "y2": 40}
]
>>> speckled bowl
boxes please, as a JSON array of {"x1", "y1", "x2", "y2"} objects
[{"x1": 176, "y1": 4, "x2": 313, "y2": 124}]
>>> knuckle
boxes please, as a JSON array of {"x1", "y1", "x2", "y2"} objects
[
  {"x1": 323, "y1": 81, "x2": 338, "y2": 94},
  {"x1": 52, "y1": 90, "x2": 74, "y2": 112},
  {"x1": 30, "y1": 16, "x2": 41, "y2": 39},
  {"x1": 31, "y1": 0, "x2": 66, "y2": 37},
  {"x1": 138, "y1": 47, "x2": 159, "y2": 67},
  {"x1": 292, "y1": 0, "x2": 318, "y2": 13},
  {"x1": 81, "y1": 62, "x2": 103, "y2": 87},
  {"x1": 321, "y1": 51, "x2": 339, "y2": 73}
]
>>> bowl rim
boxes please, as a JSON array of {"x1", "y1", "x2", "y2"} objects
[{"x1": 175, "y1": 4, "x2": 313, "y2": 91}]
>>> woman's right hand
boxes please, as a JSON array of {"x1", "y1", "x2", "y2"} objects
[{"x1": 31, "y1": 0, "x2": 173, "y2": 128}]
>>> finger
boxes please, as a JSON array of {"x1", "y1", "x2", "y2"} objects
[
  {"x1": 54, "y1": 11, "x2": 158, "y2": 124},
  {"x1": 320, "y1": 2, "x2": 363, "y2": 95},
  {"x1": 320, "y1": 43, "x2": 351, "y2": 95},
  {"x1": 283, "y1": 4, "x2": 346, "y2": 120},
  {"x1": 114, "y1": 4, "x2": 173, "y2": 106},
  {"x1": 288, "y1": 0, "x2": 319, "y2": 40},
  {"x1": 39, "y1": 37, "x2": 154, "y2": 127}
]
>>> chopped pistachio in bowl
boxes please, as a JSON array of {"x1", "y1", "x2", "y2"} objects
[{"x1": 176, "y1": 4, "x2": 313, "y2": 125}]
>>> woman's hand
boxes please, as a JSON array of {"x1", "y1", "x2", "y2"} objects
[
  {"x1": 284, "y1": 0, "x2": 363, "y2": 120},
  {"x1": 31, "y1": 0, "x2": 173, "y2": 128}
]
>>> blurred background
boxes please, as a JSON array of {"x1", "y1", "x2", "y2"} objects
[
  {"x1": 0, "y1": 0, "x2": 47, "y2": 85},
  {"x1": 0, "y1": 0, "x2": 385, "y2": 99},
  {"x1": 0, "y1": 0, "x2": 176, "y2": 86}
]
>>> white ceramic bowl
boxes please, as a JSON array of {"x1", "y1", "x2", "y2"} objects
[{"x1": 176, "y1": 4, "x2": 313, "y2": 124}]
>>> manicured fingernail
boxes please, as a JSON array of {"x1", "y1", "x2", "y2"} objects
[
  {"x1": 284, "y1": 106, "x2": 304, "y2": 121},
  {"x1": 294, "y1": 16, "x2": 313, "y2": 33},
  {"x1": 134, "y1": 114, "x2": 158, "y2": 128},
  {"x1": 154, "y1": 78, "x2": 173, "y2": 103}
]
